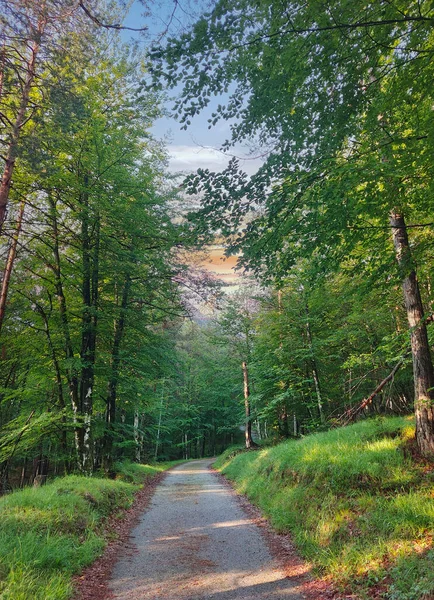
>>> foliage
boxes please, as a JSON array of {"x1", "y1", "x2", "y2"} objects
[
  {"x1": 150, "y1": 0, "x2": 434, "y2": 454},
  {"x1": 0, "y1": 1, "x2": 189, "y2": 478},
  {"x1": 153, "y1": 321, "x2": 244, "y2": 460},
  {"x1": 248, "y1": 269, "x2": 414, "y2": 437}
]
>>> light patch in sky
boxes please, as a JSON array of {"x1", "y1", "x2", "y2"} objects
[
  {"x1": 200, "y1": 246, "x2": 239, "y2": 284},
  {"x1": 168, "y1": 145, "x2": 264, "y2": 176}
]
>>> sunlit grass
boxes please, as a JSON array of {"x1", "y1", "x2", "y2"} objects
[
  {"x1": 215, "y1": 416, "x2": 434, "y2": 599},
  {"x1": 114, "y1": 459, "x2": 183, "y2": 484},
  {"x1": 0, "y1": 460, "x2": 178, "y2": 599}
]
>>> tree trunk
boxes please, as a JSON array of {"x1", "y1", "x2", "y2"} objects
[
  {"x1": 304, "y1": 300, "x2": 325, "y2": 424},
  {"x1": 102, "y1": 274, "x2": 131, "y2": 473},
  {"x1": 154, "y1": 380, "x2": 164, "y2": 460},
  {"x1": 390, "y1": 210, "x2": 434, "y2": 457},
  {"x1": 33, "y1": 455, "x2": 49, "y2": 487},
  {"x1": 242, "y1": 361, "x2": 257, "y2": 449},
  {"x1": 0, "y1": 200, "x2": 25, "y2": 334},
  {"x1": 35, "y1": 300, "x2": 68, "y2": 467},
  {"x1": 79, "y1": 185, "x2": 99, "y2": 475},
  {"x1": 0, "y1": 33, "x2": 41, "y2": 231},
  {"x1": 0, "y1": 45, "x2": 5, "y2": 100},
  {"x1": 184, "y1": 432, "x2": 188, "y2": 460},
  {"x1": 19, "y1": 457, "x2": 28, "y2": 488},
  {"x1": 282, "y1": 404, "x2": 290, "y2": 437},
  {"x1": 48, "y1": 195, "x2": 81, "y2": 465},
  {"x1": 134, "y1": 409, "x2": 140, "y2": 462}
]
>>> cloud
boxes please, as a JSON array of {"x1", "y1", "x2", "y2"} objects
[
  {"x1": 168, "y1": 145, "x2": 264, "y2": 176},
  {"x1": 168, "y1": 145, "x2": 229, "y2": 172}
]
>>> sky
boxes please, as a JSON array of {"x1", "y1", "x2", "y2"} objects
[
  {"x1": 119, "y1": 0, "x2": 264, "y2": 177},
  {"x1": 115, "y1": 0, "x2": 262, "y2": 285}
]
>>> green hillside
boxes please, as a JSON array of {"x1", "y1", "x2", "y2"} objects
[
  {"x1": 215, "y1": 417, "x2": 434, "y2": 600},
  {"x1": 0, "y1": 462, "x2": 177, "y2": 600}
]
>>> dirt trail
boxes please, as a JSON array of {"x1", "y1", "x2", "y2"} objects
[{"x1": 109, "y1": 459, "x2": 304, "y2": 599}]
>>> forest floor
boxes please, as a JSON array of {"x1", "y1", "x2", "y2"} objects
[{"x1": 75, "y1": 459, "x2": 341, "y2": 600}]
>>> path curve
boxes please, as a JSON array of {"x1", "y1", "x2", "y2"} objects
[{"x1": 109, "y1": 459, "x2": 303, "y2": 600}]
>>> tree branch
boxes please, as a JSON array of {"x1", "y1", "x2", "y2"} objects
[
  {"x1": 78, "y1": 1, "x2": 148, "y2": 32},
  {"x1": 231, "y1": 15, "x2": 434, "y2": 51}
]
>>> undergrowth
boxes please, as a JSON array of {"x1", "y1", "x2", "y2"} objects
[
  {"x1": 0, "y1": 461, "x2": 177, "y2": 599},
  {"x1": 215, "y1": 416, "x2": 434, "y2": 600}
]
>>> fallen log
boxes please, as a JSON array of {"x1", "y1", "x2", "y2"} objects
[{"x1": 341, "y1": 353, "x2": 410, "y2": 426}]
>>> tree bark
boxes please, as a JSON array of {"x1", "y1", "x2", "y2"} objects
[
  {"x1": 134, "y1": 409, "x2": 140, "y2": 462},
  {"x1": 0, "y1": 200, "x2": 25, "y2": 334},
  {"x1": 33, "y1": 454, "x2": 49, "y2": 487},
  {"x1": 304, "y1": 300, "x2": 325, "y2": 424},
  {"x1": 242, "y1": 361, "x2": 257, "y2": 449},
  {"x1": 184, "y1": 432, "x2": 189, "y2": 460},
  {"x1": 102, "y1": 273, "x2": 131, "y2": 473},
  {"x1": 35, "y1": 299, "x2": 68, "y2": 465},
  {"x1": 79, "y1": 183, "x2": 99, "y2": 475},
  {"x1": 48, "y1": 195, "x2": 81, "y2": 465},
  {"x1": 154, "y1": 380, "x2": 164, "y2": 460},
  {"x1": 390, "y1": 210, "x2": 434, "y2": 456},
  {"x1": 0, "y1": 33, "x2": 41, "y2": 231}
]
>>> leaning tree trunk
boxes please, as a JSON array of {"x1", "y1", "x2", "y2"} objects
[
  {"x1": 0, "y1": 200, "x2": 25, "y2": 334},
  {"x1": 390, "y1": 210, "x2": 434, "y2": 456},
  {"x1": 0, "y1": 34, "x2": 41, "y2": 232},
  {"x1": 242, "y1": 361, "x2": 257, "y2": 449}
]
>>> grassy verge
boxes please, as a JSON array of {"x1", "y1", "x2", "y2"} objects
[
  {"x1": 214, "y1": 416, "x2": 434, "y2": 600},
  {"x1": 0, "y1": 461, "x2": 178, "y2": 600}
]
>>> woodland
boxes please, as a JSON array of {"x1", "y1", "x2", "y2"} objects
[{"x1": 1, "y1": 0, "x2": 434, "y2": 494}]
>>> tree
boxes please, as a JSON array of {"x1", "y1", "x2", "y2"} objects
[
  {"x1": 151, "y1": 0, "x2": 434, "y2": 456},
  {"x1": 212, "y1": 287, "x2": 262, "y2": 448},
  {"x1": 0, "y1": 16, "x2": 186, "y2": 482},
  {"x1": 0, "y1": 0, "x2": 152, "y2": 338}
]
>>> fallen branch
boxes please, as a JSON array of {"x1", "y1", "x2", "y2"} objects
[{"x1": 340, "y1": 353, "x2": 410, "y2": 426}]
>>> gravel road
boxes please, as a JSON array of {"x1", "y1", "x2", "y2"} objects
[{"x1": 109, "y1": 459, "x2": 304, "y2": 600}]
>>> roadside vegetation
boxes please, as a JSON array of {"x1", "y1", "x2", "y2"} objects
[
  {"x1": 215, "y1": 416, "x2": 434, "y2": 600},
  {"x1": 0, "y1": 462, "x2": 177, "y2": 600}
]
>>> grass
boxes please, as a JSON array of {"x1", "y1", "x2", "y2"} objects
[
  {"x1": 113, "y1": 459, "x2": 183, "y2": 484},
  {"x1": 0, "y1": 460, "x2": 178, "y2": 599},
  {"x1": 214, "y1": 416, "x2": 434, "y2": 600}
]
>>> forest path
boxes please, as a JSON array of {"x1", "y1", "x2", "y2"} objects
[{"x1": 109, "y1": 459, "x2": 304, "y2": 600}]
